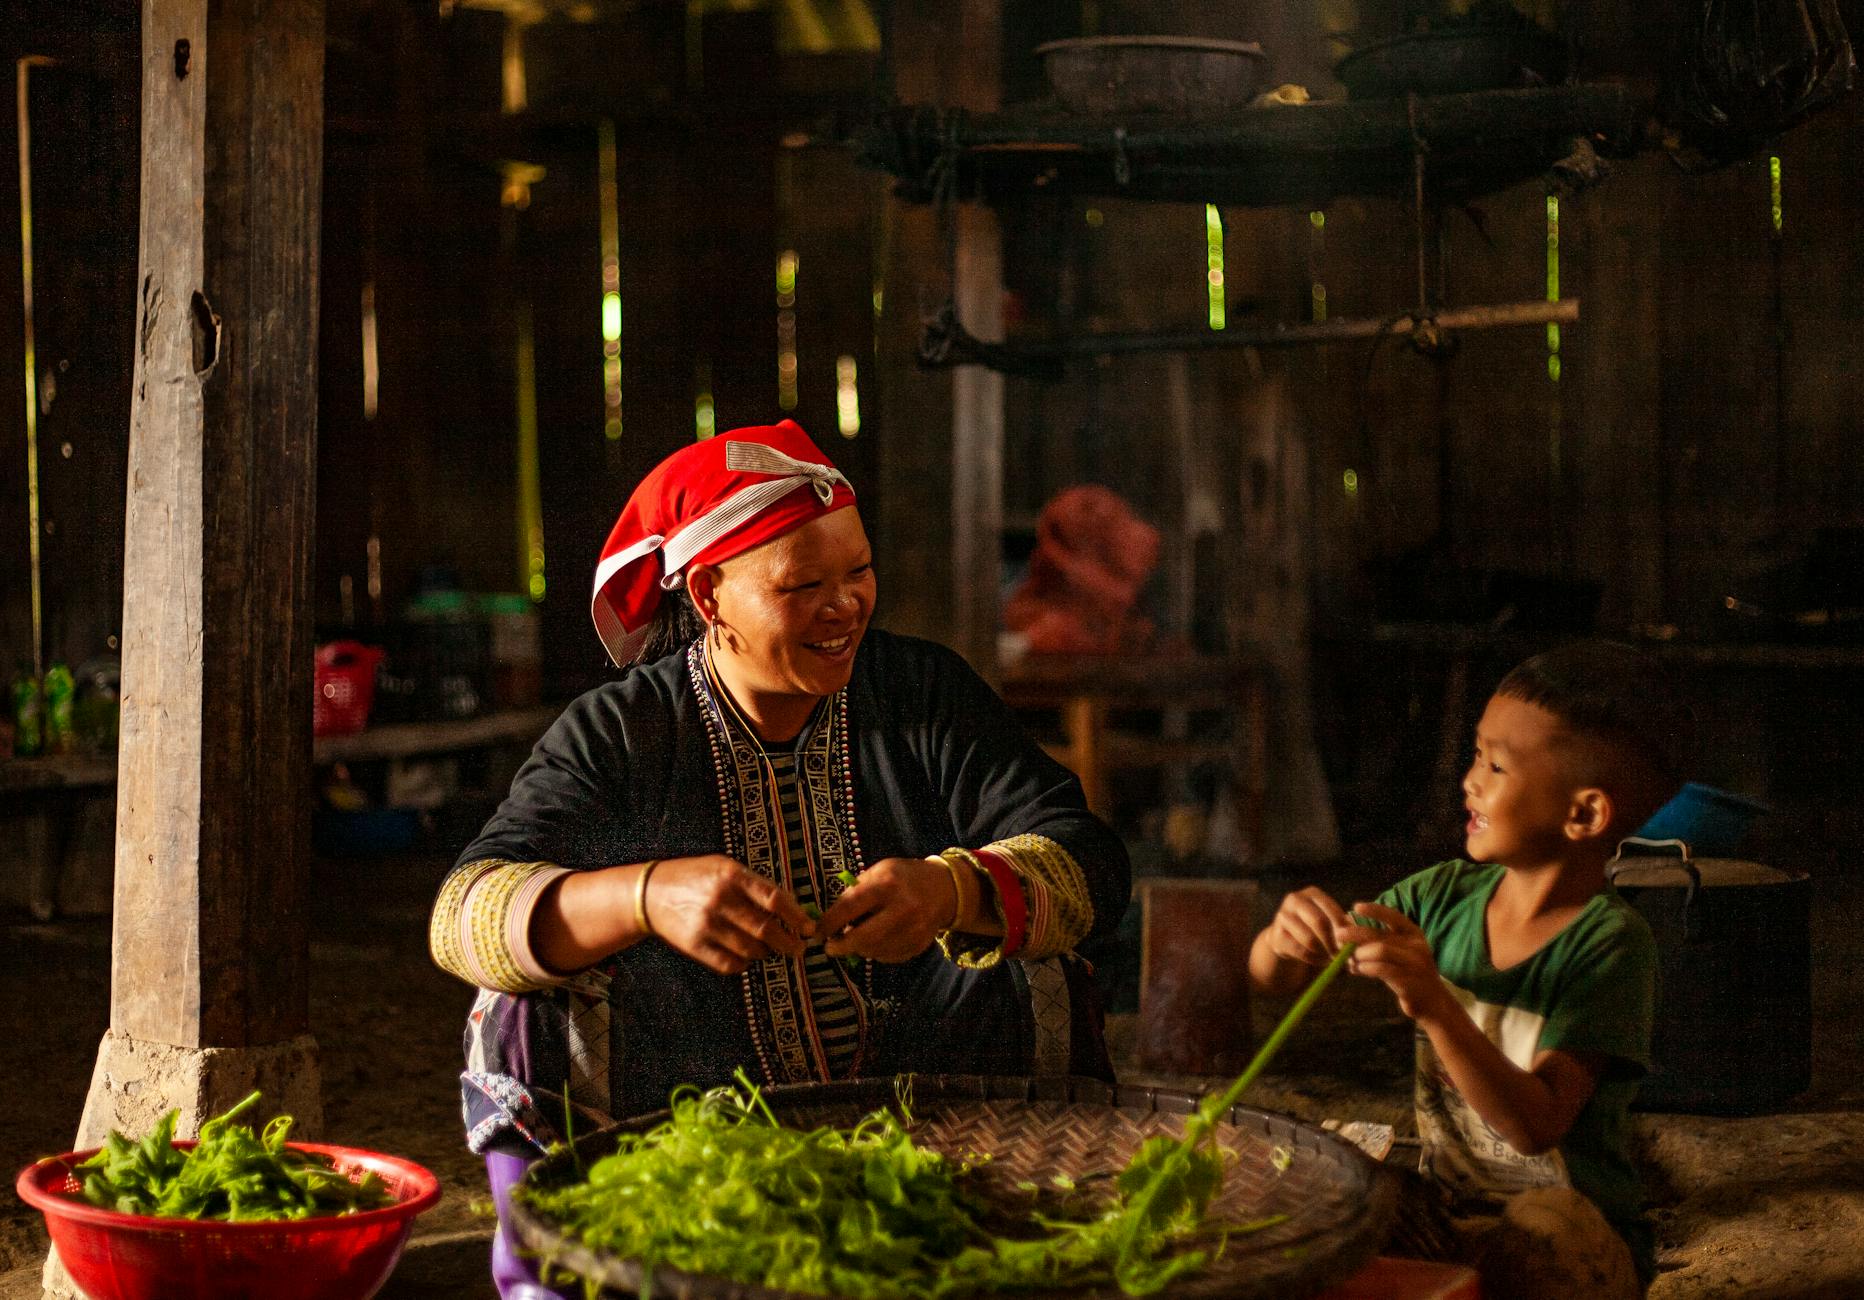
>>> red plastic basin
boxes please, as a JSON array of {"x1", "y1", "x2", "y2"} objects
[{"x1": 16, "y1": 1141, "x2": 442, "y2": 1300}]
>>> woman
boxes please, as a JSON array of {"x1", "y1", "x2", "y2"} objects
[{"x1": 431, "y1": 420, "x2": 1130, "y2": 1298}]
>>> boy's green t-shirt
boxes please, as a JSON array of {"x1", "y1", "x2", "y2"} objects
[{"x1": 1377, "y1": 859, "x2": 1658, "y2": 1279}]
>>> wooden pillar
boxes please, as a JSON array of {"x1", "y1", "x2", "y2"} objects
[
  {"x1": 72, "y1": 0, "x2": 326, "y2": 1148},
  {"x1": 876, "y1": 0, "x2": 1003, "y2": 675},
  {"x1": 873, "y1": 9, "x2": 949, "y2": 648},
  {"x1": 1230, "y1": 372, "x2": 1340, "y2": 865},
  {"x1": 948, "y1": 0, "x2": 1004, "y2": 678}
]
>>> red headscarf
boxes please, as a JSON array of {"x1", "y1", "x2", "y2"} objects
[{"x1": 591, "y1": 420, "x2": 855, "y2": 664}]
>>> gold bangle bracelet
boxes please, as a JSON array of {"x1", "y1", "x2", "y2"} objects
[
  {"x1": 634, "y1": 860, "x2": 662, "y2": 937},
  {"x1": 932, "y1": 857, "x2": 961, "y2": 928}
]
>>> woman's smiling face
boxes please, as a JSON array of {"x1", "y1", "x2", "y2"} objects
[{"x1": 702, "y1": 506, "x2": 876, "y2": 708}]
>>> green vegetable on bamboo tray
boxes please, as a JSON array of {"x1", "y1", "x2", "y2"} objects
[
  {"x1": 523, "y1": 1071, "x2": 1269, "y2": 1299},
  {"x1": 524, "y1": 943, "x2": 1360, "y2": 1299},
  {"x1": 69, "y1": 1091, "x2": 395, "y2": 1222}
]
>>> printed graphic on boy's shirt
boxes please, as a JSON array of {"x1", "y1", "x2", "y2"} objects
[{"x1": 1414, "y1": 982, "x2": 1571, "y2": 1198}]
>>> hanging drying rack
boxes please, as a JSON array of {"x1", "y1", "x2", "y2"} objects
[{"x1": 852, "y1": 81, "x2": 1649, "y2": 377}]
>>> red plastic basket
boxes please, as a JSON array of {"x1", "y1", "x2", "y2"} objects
[
  {"x1": 314, "y1": 642, "x2": 384, "y2": 738},
  {"x1": 16, "y1": 1142, "x2": 441, "y2": 1300}
]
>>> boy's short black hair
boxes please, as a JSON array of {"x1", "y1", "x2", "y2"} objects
[{"x1": 1494, "y1": 641, "x2": 1689, "y2": 816}]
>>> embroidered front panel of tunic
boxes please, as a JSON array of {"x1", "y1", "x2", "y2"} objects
[
  {"x1": 769, "y1": 751, "x2": 864, "y2": 1078},
  {"x1": 690, "y1": 642, "x2": 870, "y2": 1085}
]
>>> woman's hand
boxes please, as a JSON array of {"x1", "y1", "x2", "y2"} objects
[
  {"x1": 646, "y1": 854, "x2": 815, "y2": 975},
  {"x1": 816, "y1": 857, "x2": 956, "y2": 963},
  {"x1": 1265, "y1": 885, "x2": 1351, "y2": 968}
]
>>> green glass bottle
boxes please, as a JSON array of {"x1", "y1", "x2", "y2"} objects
[
  {"x1": 43, "y1": 663, "x2": 75, "y2": 755},
  {"x1": 12, "y1": 670, "x2": 44, "y2": 757}
]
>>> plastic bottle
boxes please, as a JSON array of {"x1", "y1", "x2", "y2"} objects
[
  {"x1": 42, "y1": 662, "x2": 75, "y2": 756},
  {"x1": 479, "y1": 592, "x2": 542, "y2": 709},
  {"x1": 11, "y1": 669, "x2": 44, "y2": 757}
]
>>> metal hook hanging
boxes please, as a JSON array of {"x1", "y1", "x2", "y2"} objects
[
  {"x1": 913, "y1": 110, "x2": 1064, "y2": 378},
  {"x1": 1407, "y1": 93, "x2": 1432, "y2": 318},
  {"x1": 931, "y1": 111, "x2": 963, "y2": 305}
]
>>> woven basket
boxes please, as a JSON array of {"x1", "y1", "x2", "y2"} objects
[{"x1": 510, "y1": 1075, "x2": 1399, "y2": 1299}]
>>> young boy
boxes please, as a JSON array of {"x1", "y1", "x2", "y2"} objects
[{"x1": 1250, "y1": 642, "x2": 1680, "y2": 1297}]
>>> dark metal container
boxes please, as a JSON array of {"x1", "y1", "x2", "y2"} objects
[
  {"x1": 1607, "y1": 838, "x2": 1812, "y2": 1114},
  {"x1": 1034, "y1": 36, "x2": 1267, "y2": 116},
  {"x1": 1334, "y1": 28, "x2": 1568, "y2": 101}
]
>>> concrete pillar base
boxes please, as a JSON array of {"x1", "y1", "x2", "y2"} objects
[
  {"x1": 42, "y1": 1030, "x2": 322, "y2": 1297},
  {"x1": 71, "y1": 1029, "x2": 323, "y2": 1147}
]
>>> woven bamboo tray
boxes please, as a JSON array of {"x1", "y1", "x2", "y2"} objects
[{"x1": 509, "y1": 1074, "x2": 1399, "y2": 1300}]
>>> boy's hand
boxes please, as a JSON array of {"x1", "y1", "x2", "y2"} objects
[
  {"x1": 1334, "y1": 902, "x2": 1453, "y2": 1023},
  {"x1": 1266, "y1": 886, "x2": 1352, "y2": 968}
]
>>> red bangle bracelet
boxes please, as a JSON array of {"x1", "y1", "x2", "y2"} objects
[{"x1": 973, "y1": 847, "x2": 1027, "y2": 958}]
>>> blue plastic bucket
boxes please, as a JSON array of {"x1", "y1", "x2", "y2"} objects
[{"x1": 1635, "y1": 782, "x2": 1770, "y2": 857}]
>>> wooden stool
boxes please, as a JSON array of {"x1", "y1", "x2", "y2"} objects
[
  {"x1": 1133, "y1": 877, "x2": 1257, "y2": 1076},
  {"x1": 1317, "y1": 1256, "x2": 1481, "y2": 1300}
]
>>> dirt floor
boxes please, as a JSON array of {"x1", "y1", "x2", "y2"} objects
[{"x1": 2, "y1": 849, "x2": 1860, "y2": 1298}]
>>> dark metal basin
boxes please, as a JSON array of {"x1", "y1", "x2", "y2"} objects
[{"x1": 1035, "y1": 35, "x2": 1268, "y2": 115}]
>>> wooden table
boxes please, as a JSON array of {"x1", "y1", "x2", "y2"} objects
[
  {"x1": 0, "y1": 704, "x2": 562, "y2": 792},
  {"x1": 999, "y1": 653, "x2": 1269, "y2": 848},
  {"x1": 0, "y1": 753, "x2": 120, "y2": 922},
  {"x1": 0, "y1": 753, "x2": 119, "y2": 794},
  {"x1": 0, "y1": 704, "x2": 561, "y2": 919},
  {"x1": 310, "y1": 704, "x2": 559, "y2": 765}
]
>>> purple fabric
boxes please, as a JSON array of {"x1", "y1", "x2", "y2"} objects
[{"x1": 487, "y1": 1151, "x2": 575, "y2": 1300}]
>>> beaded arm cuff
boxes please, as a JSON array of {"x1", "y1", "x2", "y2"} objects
[
  {"x1": 430, "y1": 858, "x2": 572, "y2": 994},
  {"x1": 935, "y1": 834, "x2": 1095, "y2": 969}
]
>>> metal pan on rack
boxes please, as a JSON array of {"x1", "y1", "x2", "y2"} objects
[{"x1": 1034, "y1": 36, "x2": 1268, "y2": 116}]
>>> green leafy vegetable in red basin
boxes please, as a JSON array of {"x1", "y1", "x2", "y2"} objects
[{"x1": 72, "y1": 1091, "x2": 395, "y2": 1222}]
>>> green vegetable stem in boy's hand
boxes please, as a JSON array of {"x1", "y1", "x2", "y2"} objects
[
  {"x1": 1334, "y1": 903, "x2": 1448, "y2": 1022},
  {"x1": 70, "y1": 1091, "x2": 394, "y2": 1222},
  {"x1": 1263, "y1": 885, "x2": 1359, "y2": 969}
]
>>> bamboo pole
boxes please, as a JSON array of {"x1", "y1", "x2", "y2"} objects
[
  {"x1": 1024, "y1": 298, "x2": 1581, "y2": 361},
  {"x1": 16, "y1": 57, "x2": 54, "y2": 679},
  {"x1": 921, "y1": 298, "x2": 1584, "y2": 375}
]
